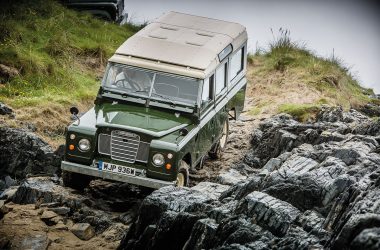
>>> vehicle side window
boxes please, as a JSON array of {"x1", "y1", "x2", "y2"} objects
[
  {"x1": 215, "y1": 62, "x2": 227, "y2": 95},
  {"x1": 230, "y1": 47, "x2": 244, "y2": 82},
  {"x1": 201, "y1": 75, "x2": 214, "y2": 108}
]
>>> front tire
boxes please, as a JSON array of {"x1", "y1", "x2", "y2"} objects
[
  {"x1": 208, "y1": 119, "x2": 229, "y2": 159},
  {"x1": 62, "y1": 171, "x2": 92, "y2": 191},
  {"x1": 176, "y1": 160, "x2": 189, "y2": 187}
]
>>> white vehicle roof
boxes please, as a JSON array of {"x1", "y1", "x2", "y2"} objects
[{"x1": 109, "y1": 11, "x2": 247, "y2": 79}]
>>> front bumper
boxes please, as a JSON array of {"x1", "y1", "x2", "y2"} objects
[{"x1": 61, "y1": 161, "x2": 175, "y2": 189}]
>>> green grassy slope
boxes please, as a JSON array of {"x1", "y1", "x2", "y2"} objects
[
  {"x1": 0, "y1": 0, "x2": 138, "y2": 107},
  {"x1": 246, "y1": 29, "x2": 375, "y2": 121},
  {"x1": 0, "y1": 0, "x2": 139, "y2": 145}
]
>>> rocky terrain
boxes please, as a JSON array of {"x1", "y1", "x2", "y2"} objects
[
  {"x1": 119, "y1": 106, "x2": 380, "y2": 250},
  {"x1": 1, "y1": 106, "x2": 380, "y2": 249}
]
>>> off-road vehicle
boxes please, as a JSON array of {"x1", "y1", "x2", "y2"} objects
[
  {"x1": 61, "y1": 12, "x2": 248, "y2": 189},
  {"x1": 61, "y1": 0, "x2": 126, "y2": 23}
]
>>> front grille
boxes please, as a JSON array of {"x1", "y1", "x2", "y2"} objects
[
  {"x1": 111, "y1": 130, "x2": 139, "y2": 163},
  {"x1": 98, "y1": 131, "x2": 150, "y2": 164}
]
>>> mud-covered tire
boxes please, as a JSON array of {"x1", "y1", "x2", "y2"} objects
[
  {"x1": 62, "y1": 171, "x2": 92, "y2": 191},
  {"x1": 176, "y1": 160, "x2": 190, "y2": 187},
  {"x1": 209, "y1": 119, "x2": 229, "y2": 159}
]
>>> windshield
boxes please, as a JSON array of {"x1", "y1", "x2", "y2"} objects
[{"x1": 103, "y1": 64, "x2": 200, "y2": 105}]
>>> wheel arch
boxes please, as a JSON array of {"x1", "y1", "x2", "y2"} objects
[{"x1": 181, "y1": 153, "x2": 192, "y2": 168}]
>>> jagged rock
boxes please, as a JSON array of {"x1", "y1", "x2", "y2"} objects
[
  {"x1": 191, "y1": 182, "x2": 229, "y2": 199},
  {"x1": 317, "y1": 105, "x2": 344, "y2": 122},
  {"x1": 19, "y1": 234, "x2": 50, "y2": 250},
  {"x1": 13, "y1": 177, "x2": 74, "y2": 205},
  {"x1": 236, "y1": 191, "x2": 301, "y2": 236},
  {"x1": 71, "y1": 223, "x2": 95, "y2": 240},
  {"x1": 359, "y1": 103, "x2": 380, "y2": 117},
  {"x1": 0, "y1": 127, "x2": 62, "y2": 178},
  {"x1": 332, "y1": 213, "x2": 380, "y2": 249},
  {"x1": 119, "y1": 107, "x2": 380, "y2": 250},
  {"x1": 250, "y1": 129, "x2": 263, "y2": 146},
  {"x1": 0, "y1": 102, "x2": 13, "y2": 115},
  {"x1": 350, "y1": 227, "x2": 380, "y2": 250},
  {"x1": 183, "y1": 218, "x2": 218, "y2": 249},
  {"x1": 317, "y1": 105, "x2": 370, "y2": 124},
  {"x1": 217, "y1": 169, "x2": 247, "y2": 185}
]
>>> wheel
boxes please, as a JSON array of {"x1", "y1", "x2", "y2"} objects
[
  {"x1": 62, "y1": 171, "x2": 92, "y2": 191},
  {"x1": 208, "y1": 119, "x2": 229, "y2": 159},
  {"x1": 176, "y1": 160, "x2": 190, "y2": 187}
]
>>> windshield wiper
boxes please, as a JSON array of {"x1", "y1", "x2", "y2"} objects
[
  {"x1": 131, "y1": 90, "x2": 149, "y2": 94},
  {"x1": 151, "y1": 92, "x2": 176, "y2": 106}
]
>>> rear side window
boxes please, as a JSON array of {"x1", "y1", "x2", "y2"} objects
[
  {"x1": 230, "y1": 47, "x2": 244, "y2": 82},
  {"x1": 215, "y1": 62, "x2": 227, "y2": 95}
]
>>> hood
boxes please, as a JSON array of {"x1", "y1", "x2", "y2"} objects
[{"x1": 96, "y1": 103, "x2": 191, "y2": 138}]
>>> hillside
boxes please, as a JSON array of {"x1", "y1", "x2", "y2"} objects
[
  {"x1": 0, "y1": 1, "x2": 376, "y2": 147},
  {"x1": 0, "y1": 0, "x2": 139, "y2": 146},
  {"x1": 246, "y1": 30, "x2": 374, "y2": 121}
]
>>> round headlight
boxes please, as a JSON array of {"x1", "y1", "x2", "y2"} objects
[
  {"x1": 152, "y1": 153, "x2": 165, "y2": 166},
  {"x1": 78, "y1": 139, "x2": 91, "y2": 152},
  {"x1": 70, "y1": 134, "x2": 76, "y2": 140}
]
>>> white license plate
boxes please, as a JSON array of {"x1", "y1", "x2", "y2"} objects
[{"x1": 99, "y1": 161, "x2": 136, "y2": 176}]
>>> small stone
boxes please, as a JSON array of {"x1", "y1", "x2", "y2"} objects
[
  {"x1": 0, "y1": 200, "x2": 10, "y2": 219},
  {"x1": 0, "y1": 102, "x2": 13, "y2": 115},
  {"x1": 55, "y1": 221, "x2": 68, "y2": 231},
  {"x1": 40, "y1": 210, "x2": 58, "y2": 226},
  {"x1": 50, "y1": 216, "x2": 63, "y2": 225},
  {"x1": 0, "y1": 186, "x2": 18, "y2": 201},
  {"x1": 48, "y1": 206, "x2": 70, "y2": 215},
  {"x1": 71, "y1": 223, "x2": 95, "y2": 241},
  {"x1": 40, "y1": 202, "x2": 61, "y2": 208},
  {"x1": 65, "y1": 219, "x2": 74, "y2": 229},
  {"x1": 4, "y1": 176, "x2": 17, "y2": 187}
]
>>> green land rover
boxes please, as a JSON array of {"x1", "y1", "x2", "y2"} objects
[{"x1": 61, "y1": 12, "x2": 248, "y2": 189}]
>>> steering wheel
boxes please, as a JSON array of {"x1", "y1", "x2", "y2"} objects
[{"x1": 114, "y1": 78, "x2": 141, "y2": 91}]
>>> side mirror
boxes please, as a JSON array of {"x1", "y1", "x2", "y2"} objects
[
  {"x1": 70, "y1": 107, "x2": 79, "y2": 115},
  {"x1": 179, "y1": 128, "x2": 189, "y2": 136}
]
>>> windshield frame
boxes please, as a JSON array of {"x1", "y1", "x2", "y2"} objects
[{"x1": 101, "y1": 63, "x2": 202, "y2": 108}]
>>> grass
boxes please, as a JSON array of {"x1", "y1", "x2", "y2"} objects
[
  {"x1": 246, "y1": 28, "x2": 375, "y2": 120},
  {"x1": 0, "y1": 0, "x2": 139, "y2": 146},
  {"x1": 277, "y1": 103, "x2": 320, "y2": 122}
]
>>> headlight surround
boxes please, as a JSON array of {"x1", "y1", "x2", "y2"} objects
[
  {"x1": 152, "y1": 153, "x2": 165, "y2": 166},
  {"x1": 78, "y1": 138, "x2": 91, "y2": 152}
]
